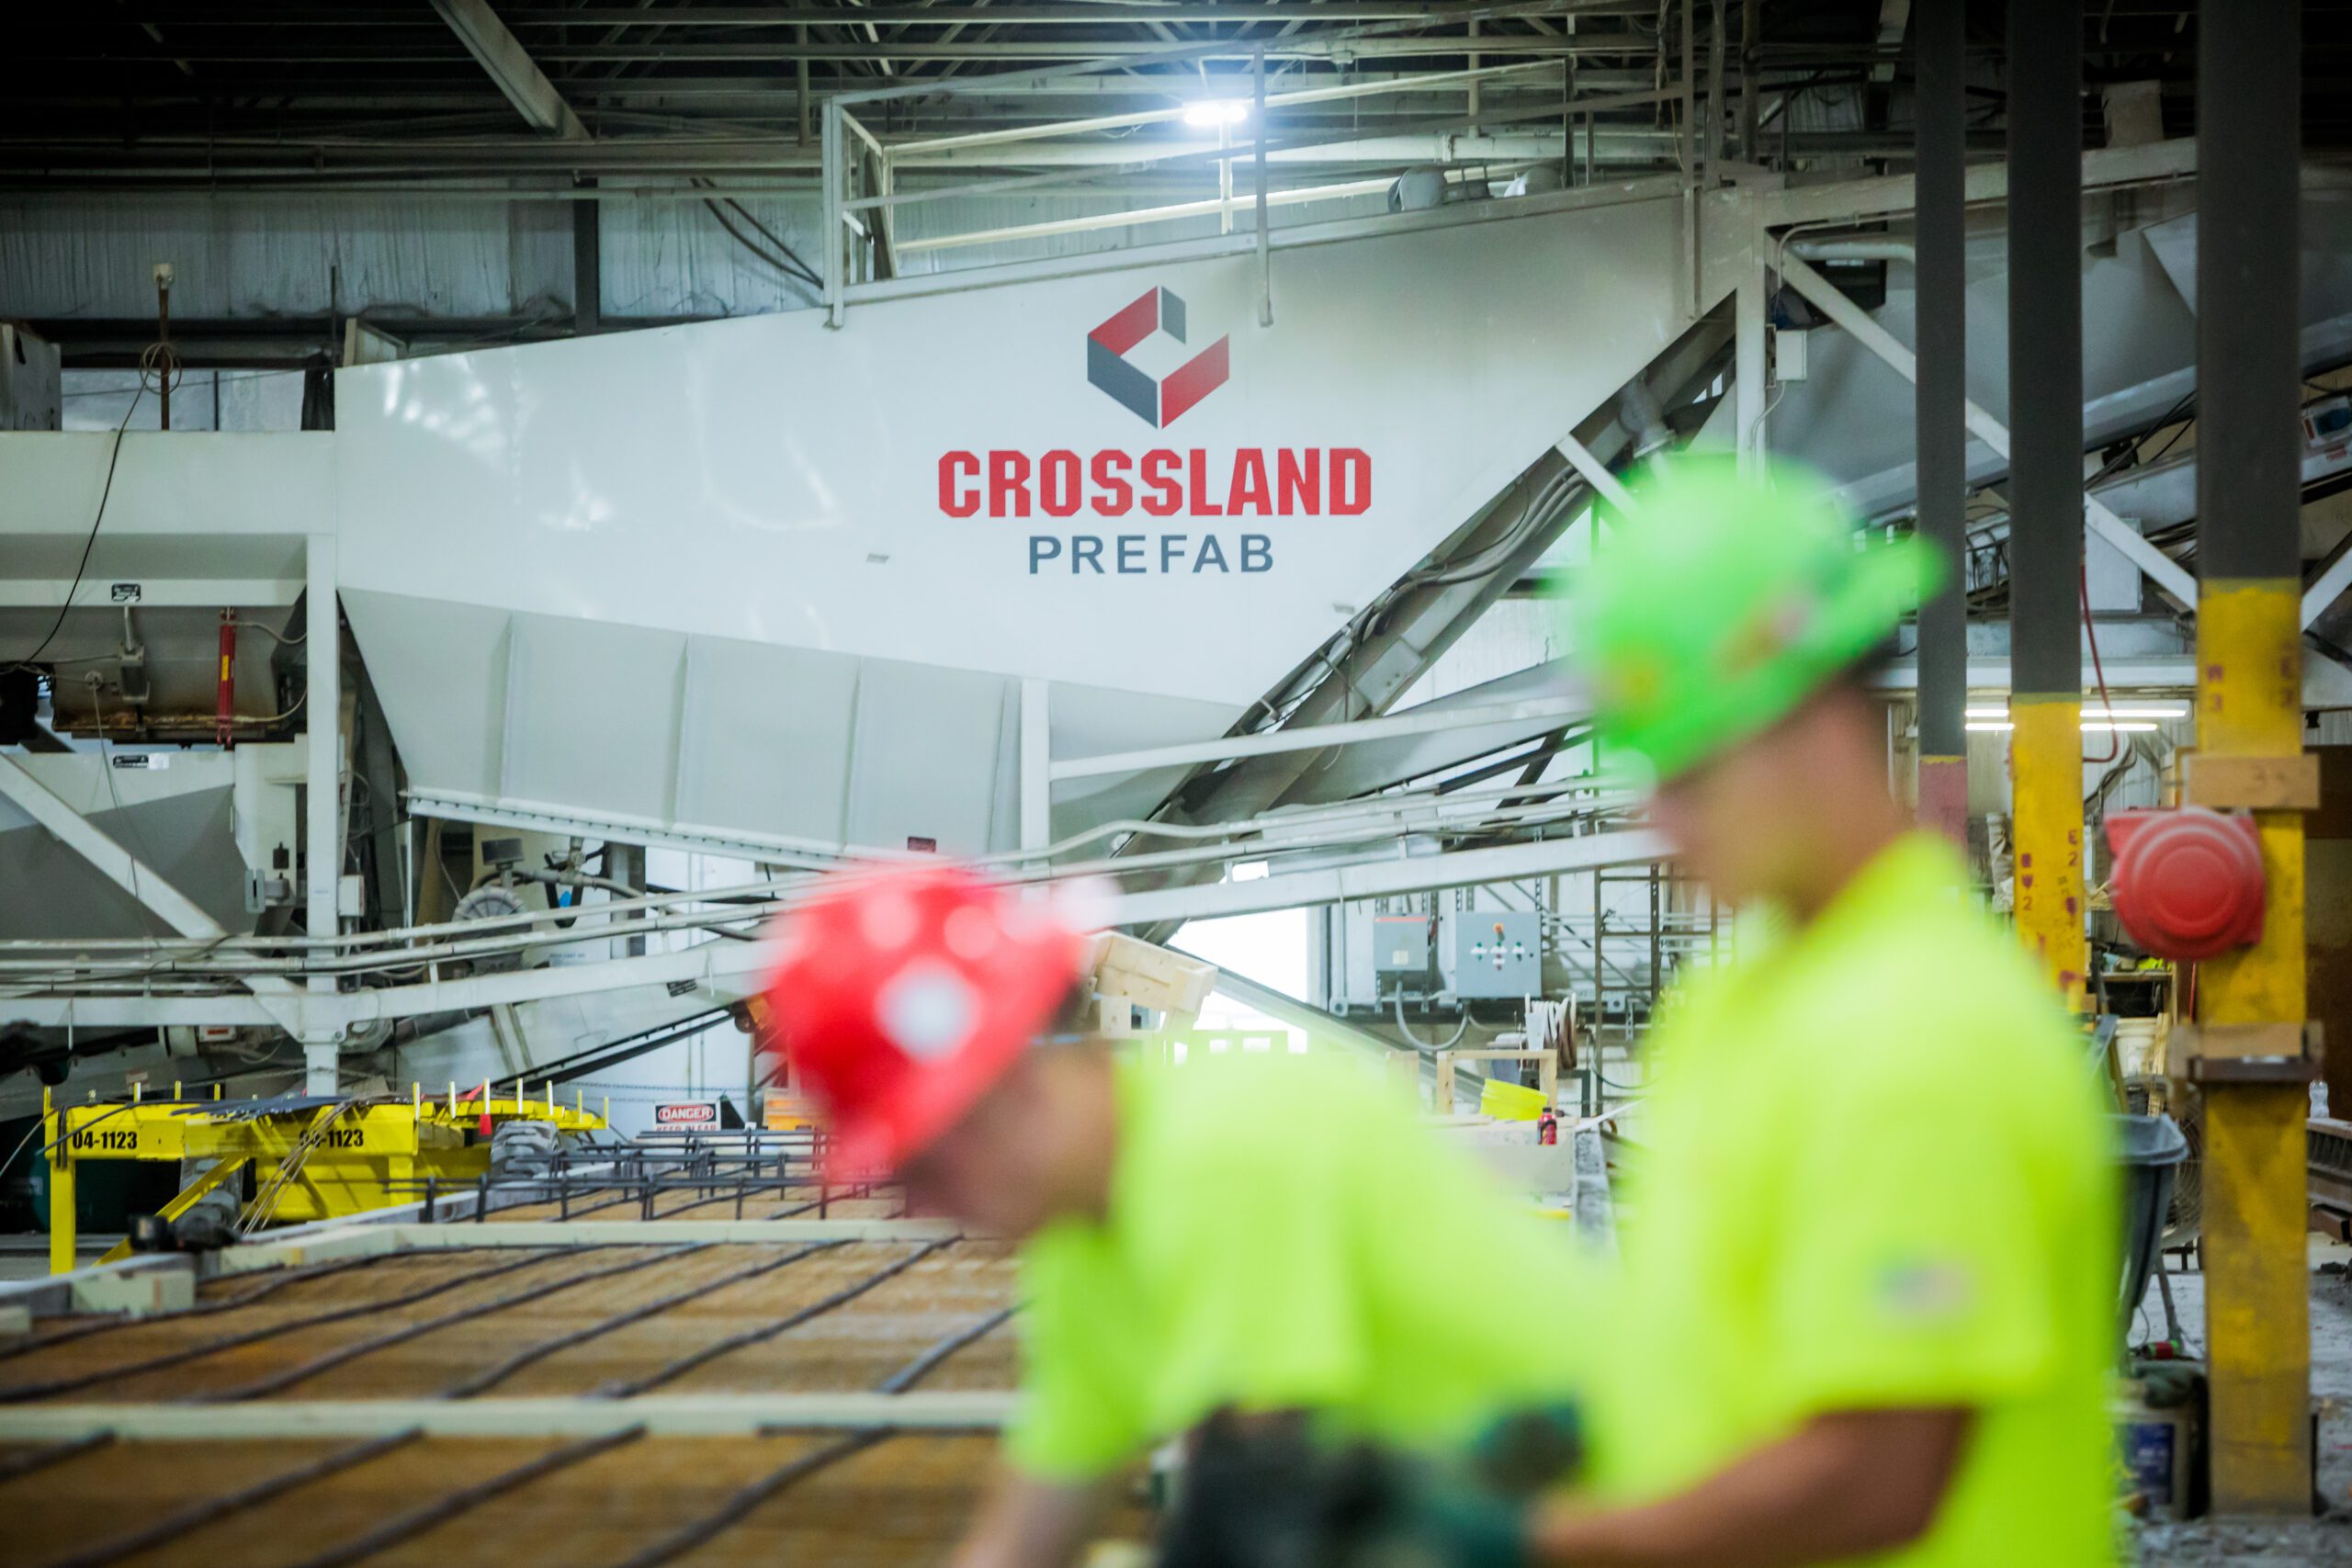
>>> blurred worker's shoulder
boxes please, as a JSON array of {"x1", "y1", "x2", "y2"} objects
[
  {"x1": 1128, "y1": 1048, "x2": 1458, "y2": 1194},
  {"x1": 1123, "y1": 1045, "x2": 1408, "y2": 1161},
  {"x1": 1773, "y1": 841, "x2": 2088, "y2": 1107}
]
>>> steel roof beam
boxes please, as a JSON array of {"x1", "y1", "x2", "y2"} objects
[
  {"x1": 428, "y1": 0, "x2": 588, "y2": 139},
  {"x1": 124, "y1": 3, "x2": 1669, "y2": 23},
  {"x1": 34, "y1": 34, "x2": 1648, "y2": 62},
  {"x1": 0, "y1": 67, "x2": 1654, "y2": 102}
]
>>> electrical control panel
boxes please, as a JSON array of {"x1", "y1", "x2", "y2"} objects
[
  {"x1": 1445, "y1": 910, "x2": 1542, "y2": 999},
  {"x1": 1373, "y1": 914, "x2": 1433, "y2": 977}
]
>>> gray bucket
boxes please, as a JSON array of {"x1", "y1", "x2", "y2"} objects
[{"x1": 2115, "y1": 1113, "x2": 2189, "y2": 1329}]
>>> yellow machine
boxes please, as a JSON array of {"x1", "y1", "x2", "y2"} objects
[{"x1": 40, "y1": 1080, "x2": 606, "y2": 1274}]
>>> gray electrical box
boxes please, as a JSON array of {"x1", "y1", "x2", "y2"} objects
[
  {"x1": 1446, "y1": 910, "x2": 1542, "y2": 999},
  {"x1": 1373, "y1": 914, "x2": 1432, "y2": 976}
]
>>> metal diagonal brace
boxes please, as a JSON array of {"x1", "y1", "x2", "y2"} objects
[
  {"x1": 2302, "y1": 546, "x2": 2352, "y2": 629},
  {"x1": 0, "y1": 756, "x2": 231, "y2": 939},
  {"x1": 1555, "y1": 434, "x2": 1638, "y2": 513},
  {"x1": 0, "y1": 756, "x2": 305, "y2": 1032},
  {"x1": 429, "y1": 0, "x2": 587, "y2": 140},
  {"x1": 1773, "y1": 250, "x2": 2201, "y2": 609},
  {"x1": 94, "y1": 1154, "x2": 252, "y2": 1267}
]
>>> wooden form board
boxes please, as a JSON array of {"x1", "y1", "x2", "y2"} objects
[
  {"x1": 0, "y1": 1393, "x2": 1016, "y2": 1442},
  {"x1": 1086, "y1": 932, "x2": 1218, "y2": 1033},
  {"x1": 216, "y1": 1217, "x2": 966, "y2": 1274}
]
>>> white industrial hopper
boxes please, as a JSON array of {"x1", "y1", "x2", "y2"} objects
[{"x1": 331, "y1": 186, "x2": 1737, "y2": 863}]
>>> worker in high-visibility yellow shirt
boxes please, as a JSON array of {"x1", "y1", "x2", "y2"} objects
[
  {"x1": 760, "y1": 863, "x2": 1596, "y2": 1568},
  {"x1": 1476, "y1": 457, "x2": 2119, "y2": 1566}
]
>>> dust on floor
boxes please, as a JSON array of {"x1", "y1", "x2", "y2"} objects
[{"x1": 2132, "y1": 1235, "x2": 2352, "y2": 1564}]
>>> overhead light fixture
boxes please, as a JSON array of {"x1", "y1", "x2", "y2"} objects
[
  {"x1": 1182, "y1": 100, "x2": 1250, "y2": 128},
  {"x1": 1962, "y1": 703, "x2": 2187, "y2": 721},
  {"x1": 1963, "y1": 719, "x2": 2161, "y2": 734}
]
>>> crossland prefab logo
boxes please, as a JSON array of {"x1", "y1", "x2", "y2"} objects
[
  {"x1": 1086, "y1": 286, "x2": 1228, "y2": 427},
  {"x1": 936, "y1": 282, "x2": 1371, "y2": 575}
]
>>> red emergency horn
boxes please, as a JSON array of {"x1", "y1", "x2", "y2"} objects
[{"x1": 2103, "y1": 807, "x2": 2266, "y2": 962}]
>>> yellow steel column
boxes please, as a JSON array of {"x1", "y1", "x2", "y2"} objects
[
  {"x1": 44, "y1": 1093, "x2": 75, "y2": 1277},
  {"x1": 2003, "y1": 0, "x2": 2086, "y2": 1015},
  {"x1": 2197, "y1": 581, "x2": 2311, "y2": 1512},
  {"x1": 2010, "y1": 694, "x2": 2087, "y2": 1010}
]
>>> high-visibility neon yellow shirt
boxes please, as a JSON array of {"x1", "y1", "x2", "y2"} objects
[
  {"x1": 1007, "y1": 1048, "x2": 1590, "y2": 1482},
  {"x1": 1585, "y1": 833, "x2": 2119, "y2": 1565}
]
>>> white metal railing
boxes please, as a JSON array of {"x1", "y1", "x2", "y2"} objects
[
  {"x1": 818, "y1": 1, "x2": 1689, "y2": 323},
  {"x1": 0, "y1": 693, "x2": 1634, "y2": 998}
]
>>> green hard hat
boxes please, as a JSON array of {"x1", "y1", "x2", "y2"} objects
[{"x1": 1566, "y1": 455, "x2": 1941, "y2": 784}]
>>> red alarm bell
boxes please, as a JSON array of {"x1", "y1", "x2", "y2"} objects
[{"x1": 2103, "y1": 807, "x2": 2266, "y2": 962}]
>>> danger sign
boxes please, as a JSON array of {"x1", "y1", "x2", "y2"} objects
[{"x1": 654, "y1": 1101, "x2": 717, "y2": 1126}]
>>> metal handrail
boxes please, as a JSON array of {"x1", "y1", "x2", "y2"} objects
[{"x1": 817, "y1": 1, "x2": 1689, "y2": 321}]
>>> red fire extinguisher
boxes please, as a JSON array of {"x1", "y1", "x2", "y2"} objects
[
  {"x1": 215, "y1": 611, "x2": 236, "y2": 749},
  {"x1": 1538, "y1": 1107, "x2": 1558, "y2": 1145}
]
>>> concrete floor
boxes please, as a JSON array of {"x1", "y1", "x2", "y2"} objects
[{"x1": 2133, "y1": 1235, "x2": 2352, "y2": 1563}]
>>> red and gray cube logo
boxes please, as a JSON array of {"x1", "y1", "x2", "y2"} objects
[{"x1": 1086, "y1": 286, "x2": 1230, "y2": 428}]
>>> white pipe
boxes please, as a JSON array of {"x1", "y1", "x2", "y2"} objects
[
  {"x1": 302, "y1": 532, "x2": 342, "y2": 1093},
  {"x1": 1787, "y1": 238, "x2": 1916, "y2": 263}
]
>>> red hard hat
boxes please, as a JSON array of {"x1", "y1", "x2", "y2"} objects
[{"x1": 761, "y1": 862, "x2": 1091, "y2": 1179}]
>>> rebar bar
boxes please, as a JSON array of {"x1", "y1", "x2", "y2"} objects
[
  {"x1": 42, "y1": 1429, "x2": 426, "y2": 1568},
  {"x1": 0, "y1": 1248, "x2": 586, "y2": 1404},
  {"x1": 599, "y1": 1238, "x2": 955, "y2": 1398},
  {"x1": 285, "y1": 1427, "x2": 649, "y2": 1568},
  {"x1": 598, "y1": 1307, "x2": 1015, "y2": 1568},
  {"x1": 442, "y1": 1241, "x2": 843, "y2": 1399},
  {"x1": 198, "y1": 1246, "x2": 710, "y2": 1403}
]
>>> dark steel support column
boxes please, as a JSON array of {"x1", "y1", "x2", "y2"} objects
[
  {"x1": 2005, "y1": 0, "x2": 2086, "y2": 1007},
  {"x1": 572, "y1": 179, "x2": 602, "y2": 334},
  {"x1": 1913, "y1": 0, "x2": 1968, "y2": 845},
  {"x1": 2194, "y1": 0, "x2": 2312, "y2": 1515}
]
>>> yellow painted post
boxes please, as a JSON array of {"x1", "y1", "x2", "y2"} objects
[
  {"x1": 447, "y1": 1081, "x2": 457, "y2": 1116},
  {"x1": 2196, "y1": 581, "x2": 2312, "y2": 1513},
  {"x1": 603, "y1": 1095, "x2": 610, "y2": 1125},
  {"x1": 45, "y1": 1093, "x2": 74, "y2": 1277},
  {"x1": 2009, "y1": 694, "x2": 2087, "y2": 1010}
]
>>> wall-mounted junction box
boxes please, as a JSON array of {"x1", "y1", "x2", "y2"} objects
[
  {"x1": 1373, "y1": 914, "x2": 1433, "y2": 977},
  {"x1": 1770, "y1": 324, "x2": 1809, "y2": 384},
  {"x1": 1445, "y1": 909, "x2": 1542, "y2": 999}
]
